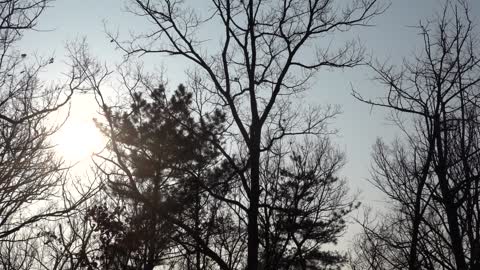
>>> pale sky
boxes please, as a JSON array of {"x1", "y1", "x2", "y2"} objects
[{"x1": 18, "y1": 0, "x2": 480, "y2": 249}]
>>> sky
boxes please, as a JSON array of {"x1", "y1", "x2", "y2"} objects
[{"x1": 17, "y1": 0, "x2": 480, "y2": 249}]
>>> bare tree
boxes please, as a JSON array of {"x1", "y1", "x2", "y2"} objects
[
  {"x1": 351, "y1": 1, "x2": 480, "y2": 269},
  {"x1": 103, "y1": 1, "x2": 385, "y2": 269},
  {"x1": 0, "y1": 3, "x2": 100, "y2": 268}
]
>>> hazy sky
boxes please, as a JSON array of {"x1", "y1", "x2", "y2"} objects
[{"x1": 18, "y1": 0, "x2": 480, "y2": 248}]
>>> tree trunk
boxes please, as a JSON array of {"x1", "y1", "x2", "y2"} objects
[
  {"x1": 435, "y1": 114, "x2": 467, "y2": 270},
  {"x1": 247, "y1": 134, "x2": 261, "y2": 270}
]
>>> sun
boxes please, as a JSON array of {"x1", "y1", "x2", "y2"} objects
[{"x1": 55, "y1": 120, "x2": 106, "y2": 163}]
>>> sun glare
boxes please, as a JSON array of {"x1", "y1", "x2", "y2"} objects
[{"x1": 56, "y1": 121, "x2": 106, "y2": 163}]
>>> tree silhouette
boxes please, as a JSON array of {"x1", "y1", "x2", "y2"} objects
[
  {"x1": 85, "y1": 83, "x2": 227, "y2": 270},
  {"x1": 259, "y1": 138, "x2": 358, "y2": 270},
  {"x1": 67, "y1": 41, "x2": 360, "y2": 269},
  {"x1": 351, "y1": 1, "x2": 480, "y2": 269},
  {"x1": 0, "y1": 0, "x2": 93, "y2": 241},
  {"x1": 105, "y1": 1, "x2": 385, "y2": 268},
  {"x1": 0, "y1": 1, "x2": 99, "y2": 268}
]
